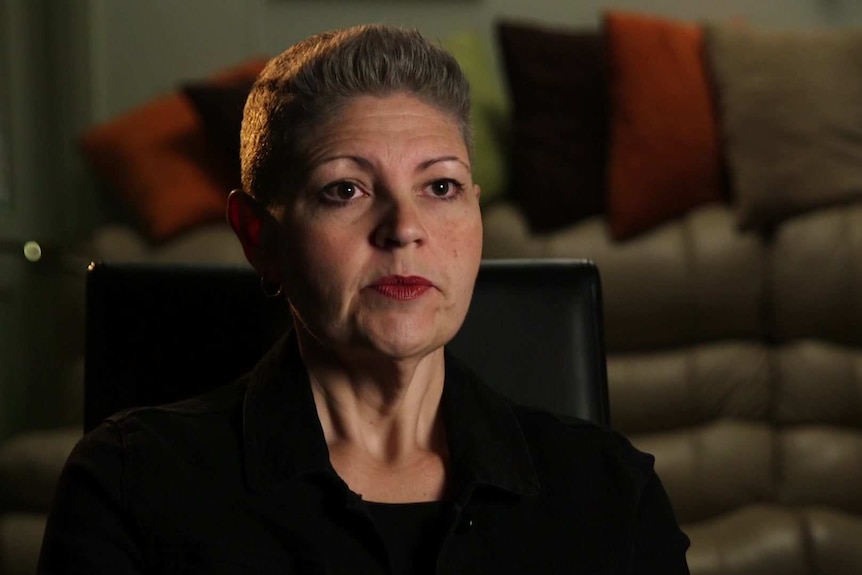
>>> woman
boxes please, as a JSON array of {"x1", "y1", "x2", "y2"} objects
[{"x1": 39, "y1": 25, "x2": 689, "y2": 574}]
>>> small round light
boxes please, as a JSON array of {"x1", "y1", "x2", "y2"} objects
[{"x1": 23, "y1": 241, "x2": 42, "y2": 262}]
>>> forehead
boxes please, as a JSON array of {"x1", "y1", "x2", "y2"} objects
[{"x1": 302, "y1": 93, "x2": 468, "y2": 160}]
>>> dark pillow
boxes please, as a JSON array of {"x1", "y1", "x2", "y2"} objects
[
  {"x1": 496, "y1": 20, "x2": 608, "y2": 233},
  {"x1": 79, "y1": 58, "x2": 267, "y2": 241},
  {"x1": 182, "y1": 79, "x2": 255, "y2": 176}
]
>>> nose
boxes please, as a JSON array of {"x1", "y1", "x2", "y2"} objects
[{"x1": 372, "y1": 194, "x2": 427, "y2": 249}]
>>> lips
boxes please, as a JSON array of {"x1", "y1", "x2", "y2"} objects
[{"x1": 370, "y1": 275, "x2": 433, "y2": 300}]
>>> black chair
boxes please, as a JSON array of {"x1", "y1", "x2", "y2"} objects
[{"x1": 83, "y1": 259, "x2": 609, "y2": 433}]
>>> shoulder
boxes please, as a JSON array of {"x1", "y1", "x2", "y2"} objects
[
  {"x1": 97, "y1": 331, "x2": 300, "y2": 440},
  {"x1": 108, "y1": 377, "x2": 247, "y2": 426},
  {"x1": 508, "y1": 401, "x2": 656, "y2": 494},
  {"x1": 58, "y1": 376, "x2": 251, "y2": 516},
  {"x1": 75, "y1": 377, "x2": 249, "y2": 469},
  {"x1": 443, "y1": 352, "x2": 655, "y2": 492}
]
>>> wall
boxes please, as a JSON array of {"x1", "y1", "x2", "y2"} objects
[
  {"x1": 87, "y1": 0, "x2": 862, "y2": 121},
  {"x1": 1, "y1": 0, "x2": 861, "y2": 438},
  {"x1": 0, "y1": 1, "x2": 58, "y2": 439},
  {"x1": 0, "y1": 0, "x2": 97, "y2": 437},
  {"x1": 55, "y1": 0, "x2": 862, "y2": 235}
]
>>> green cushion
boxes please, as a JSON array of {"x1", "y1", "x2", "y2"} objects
[{"x1": 442, "y1": 30, "x2": 510, "y2": 207}]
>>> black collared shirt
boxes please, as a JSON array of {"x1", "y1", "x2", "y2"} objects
[{"x1": 39, "y1": 334, "x2": 690, "y2": 574}]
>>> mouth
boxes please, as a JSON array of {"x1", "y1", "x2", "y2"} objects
[{"x1": 370, "y1": 275, "x2": 434, "y2": 300}]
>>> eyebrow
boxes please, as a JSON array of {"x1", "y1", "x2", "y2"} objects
[
  {"x1": 418, "y1": 156, "x2": 471, "y2": 172},
  {"x1": 314, "y1": 155, "x2": 471, "y2": 172},
  {"x1": 315, "y1": 155, "x2": 373, "y2": 170}
]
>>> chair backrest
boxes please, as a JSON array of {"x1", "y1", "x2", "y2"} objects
[{"x1": 84, "y1": 259, "x2": 608, "y2": 433}]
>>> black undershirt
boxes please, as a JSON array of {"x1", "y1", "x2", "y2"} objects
[{"x1": 365, "y1": 500, "x2": 449, "y2": 575}]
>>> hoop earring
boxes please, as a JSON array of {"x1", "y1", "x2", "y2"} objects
[{"x1": 260, "y1": 278, "x2": 283, "y2": 298}]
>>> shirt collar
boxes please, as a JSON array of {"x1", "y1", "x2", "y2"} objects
[
  {"x1": 440, "y1": 351, "x2": 540, "y2": 499},
  {"x1": 242, "y1": 332, "x2": 333, "y2": 491},
  {"x1": 242, "y1": 332, "x2": 540, "y2": 498}
]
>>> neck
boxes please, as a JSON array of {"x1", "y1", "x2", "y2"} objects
[{"x1": 297, "y1": 328, "x2": 447, "y2": 464}]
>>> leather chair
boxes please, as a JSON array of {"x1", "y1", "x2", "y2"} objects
[{"x1": 83, "y1": 259, "x2": 609, "y2": 432}]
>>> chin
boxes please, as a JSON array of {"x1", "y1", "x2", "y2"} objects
[
  {"x1": 362, "y1": 333, "x2": 442, "y2": 362},
  {"x1": 358, "y1": 316, "x2": 454, "y2": 362}
]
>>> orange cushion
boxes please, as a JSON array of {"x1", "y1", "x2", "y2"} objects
[
  {"x1": 80, "y1": 58, "x2": 267, "y2": 242},
  {"x1": 605, "y1": 11, "x2": 724, "y2": 240}
]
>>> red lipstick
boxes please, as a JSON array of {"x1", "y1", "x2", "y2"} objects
[{"x1": 371, "y1": 275, "x2": 433, "y2": 300}]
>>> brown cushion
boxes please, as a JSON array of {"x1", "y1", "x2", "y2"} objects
[
  {"x1": 605, "y1": 10, "x2": 725, "y2": 240},
  {"x1": 79, "y1": 58, "x2": 266, "y2": 242},
  {"x1": 706, "y1": 25, "x2": 862, "y2": 230},
  {"x1": 496, "y1": 20, "x2": 608, "y2": 233}
]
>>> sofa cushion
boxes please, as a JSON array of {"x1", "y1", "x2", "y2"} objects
[
  {"x1": 83, "y1": 223, "x2": 247, "y2": 264},
  {"x1": 608, "y1": 342, "x2": 770, "y2": 435},
  {"x1": 497, "y1": 20, "x2": 607, "y2": 232},
  {"x1": 775, "y1": 341, "x2": 862, "y2": 426},
  {"x1": 0, "y1": 428, "x2": 81, "y2": 512},
  {"x1": 0, "y1": 513, "x2": 48, "y2": 575},
  {"x1": 442, "y1": 30, "x2": 510, "y2": 207},
  {"x1": 707, "y1": 26, "x2": 862, "y2": 231},
  {"x1": 634, "y1": 420, "x2": 775, "y2": 523},
  {"x1": 605, "y1": 10, "x2": 725, "y2": 240},
  {"x1": 683, "y1": 507, "x2": 811, "y2": 575},
  {"x1": 182, "y1": 78, "x2": 254, "y2": 177},
  {"x1": 770, "y1": 203, "x2": 862, "y2": 344},
  {"x1": 79, "y1": 58, "x2": 266, "y2": 242},
  {"x1": 482, "y1": 201, "x2": 765, "y2": 350}
]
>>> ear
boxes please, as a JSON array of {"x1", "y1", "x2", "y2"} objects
[{"x1": 227, "y1": 189, "x2": 281, "y2": 283}]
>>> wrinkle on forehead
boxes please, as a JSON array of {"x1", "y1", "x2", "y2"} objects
[{"x1": 300, "y1": 94, "x2": 470, "y2": 174}]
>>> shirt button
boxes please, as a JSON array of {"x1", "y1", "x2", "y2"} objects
[{"x1": 457, "y1": 514, "x2": 474, "y2": 533}]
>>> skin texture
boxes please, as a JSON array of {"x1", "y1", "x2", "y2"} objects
[{"x1": 229, "y1": 93, "x2": 482, "y2": 501}]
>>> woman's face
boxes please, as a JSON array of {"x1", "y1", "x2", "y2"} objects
[{"x1": 271, "y1": 92, "x2": 482, "y2": 362}]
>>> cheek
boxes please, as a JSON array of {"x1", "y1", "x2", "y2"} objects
[
  {"x1": 284, "y1": 215, "x2": 345, "y2": 266},
  {"x1": 442, "y1": 210, "x2": 483, "y2": 295},
  {"x1": 280, "y1": 225, "x2": 336, "y2": 295},
  {"x1": 448, "y1": 208, "x2": 483, "y2": 261},
  {"x1": 281, "y1": 219, "x2": 367, "y2": 313}
]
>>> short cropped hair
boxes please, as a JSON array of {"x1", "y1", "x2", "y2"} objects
[{"x1": 240, "y1": 24, "x2": 472, "y2": 206}]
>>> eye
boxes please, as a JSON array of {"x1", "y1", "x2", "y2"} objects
[
  {"x1": 426, "y1": 179, "x2": 463, "y2": 200},
  {"x1": 320, "y1": 181, "x2": 364, "y2": 204}
]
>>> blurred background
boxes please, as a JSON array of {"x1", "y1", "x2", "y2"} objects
[
  {"x1": 2, "y1": 0, "x2": 861, "y2": 443},
  {"x1": 3, "y1": 1, "x2": 862, "y2": 573}
]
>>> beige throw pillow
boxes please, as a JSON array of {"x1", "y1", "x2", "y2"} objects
[{"x1": 706, "y1": 25, "x2": 862, "y2": 230}]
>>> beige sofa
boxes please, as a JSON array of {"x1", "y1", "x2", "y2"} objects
[
  {"x1": 485, "y1": 200, "x2": 862, "y2": 574},
  {"x1": 4, "y1": 12, "x2": 862, "y2": 572},
  {"x1": 0, "y1": 224, "x2": 249, "y2": 575},
  {"x1": 2, "y1": 196, "x2": 861, "y2": 574}
]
